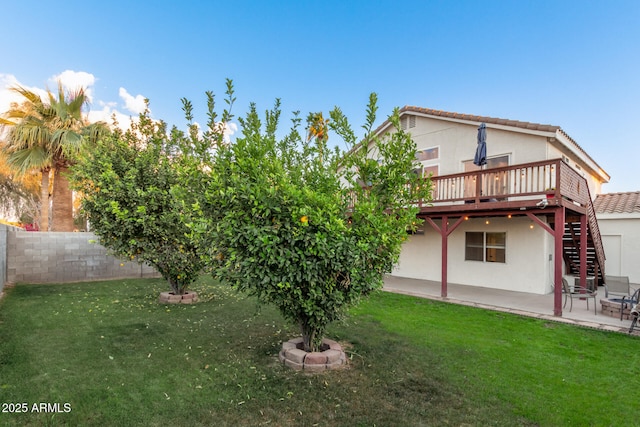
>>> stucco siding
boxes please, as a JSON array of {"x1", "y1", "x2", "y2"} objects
[
  {"x1": 597, "y1": 215, "x2": 640, "y2": 284},
  {"x1": 409, "y1": 118, "x2": 548, "y2": 175},
  {"x1": 405, "y1": 116, "x2": 604, "y2": 198},
  {"x1": 395, "y1": 217, "x2": 553, "y2": 294},
  {"x1": 547, "y1": 142, "x2": 603, "y2": 197},
  {"x1": 393, "y1": 228, "x2": 441, "y2": 280}
]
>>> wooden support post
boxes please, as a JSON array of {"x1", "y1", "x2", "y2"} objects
[
  {"x1": 554, "y1": 207, "x2": 565, "y2": 316},
  {"x1": 441, "y1": 215, "x2": 448, "y2": 298},
  {"x1": 424, "y1": 215, "x2": 466, "y2": 299}
]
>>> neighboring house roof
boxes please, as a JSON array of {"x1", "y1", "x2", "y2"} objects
[
  {"x1": 373, "y1": 106, "x2": 610, "y2": 183},
  {"x1": 594, "y1": 192, "x2": 640, "y2": 214}
]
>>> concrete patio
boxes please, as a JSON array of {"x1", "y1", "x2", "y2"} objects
[{"x1": 383, "y1": 275, "x2": 640, "y2": 335}]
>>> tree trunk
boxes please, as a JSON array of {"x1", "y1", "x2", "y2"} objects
[
  {"x1": 39, "y1": 168, "x2": 50, "y2": 231},
  {"x1": 168, "y1": 278, "x2": 182, "y2": 295},
  {"x1": 300, "y1": 320, "x2": 321, "y2": 353},
  {"x1": 51, "y1": 166, "x2": 75, "y2": 231}
]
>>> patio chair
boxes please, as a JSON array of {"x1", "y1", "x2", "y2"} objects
[
  {"x1": 628, "y1": 289, "x2": 640, "y2": 334},
  {"x1": 604, "y1": 275, "x2": 631, "y2": 299},
  {"x1": 562, "y1": 278, "x2": 597, "y2": 315}
]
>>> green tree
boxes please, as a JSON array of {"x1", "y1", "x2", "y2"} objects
[
  {"x1": 183, "y1": 84, "x2": 432, "y2": 352},
  {"x1": 71, "y1": 105, "x2": 204, "y2": 295},
  {"x1": 1, "y1": 87, "x2": 53, "y2": 230},
  {"x1": 0, "y1": 84, "x2": 107, "y2": 231}
]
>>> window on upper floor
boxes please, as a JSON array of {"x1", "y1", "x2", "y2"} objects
[
  {"x1": 422, "y1": 165, "x2": 438, "y2": 177},
  {"x1": 416, "y1": 147, "x2": 439, "y2": 162},
  {"x1": 462, "y1": 155, "x2": 510, "y2": 198},
  {"x1": 463, "y1": 155, "x2": 509, "y2": 172},
  {"x1": 411, "y1": 164, "x2": 438, "y2": 179},
  {"x1": 414, "y1": 147, "x2": 439, "y2": 179}
]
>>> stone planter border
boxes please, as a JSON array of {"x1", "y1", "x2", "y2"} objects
[
  {"x1": 600, "y1": 298, "x2": 632, "y2": 319},
  {"x1": 158, "y1": 291, "x2": 199, "y2": 304},
  {"x1": 279, "y1": 337, "x2": 346, "y2": 372}
]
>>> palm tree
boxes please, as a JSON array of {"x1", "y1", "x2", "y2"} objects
[
  {"x1": 0, "y1": 83, "x2": 108, "y2": 231},
  {"x1": 1, "y1": 87, "x2": 54, "y2": 230},
  {"x1": 46, "y1": 83, "x2": 108, "y2": 231}
]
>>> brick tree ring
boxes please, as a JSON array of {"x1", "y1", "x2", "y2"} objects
[
  {"x1": 158, "y1": 291, "x2": 199, "y2": 304},
  {"x1": 279, "y1": 337, "x2": 346, "y2": 372}
]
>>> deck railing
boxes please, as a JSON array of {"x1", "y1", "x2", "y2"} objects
[
  {"x1": 423, "y1": 158, "x2": 605, "y2": 280},
  {"x1": 427, "y1": 159, "x2": 592, "y2": 206},
  {"x1": 344, "y1": 158, "x2": 605, "y2": 283},
  {"x1": 584, "y1": 181, "x2": 606, "y2": 277}
]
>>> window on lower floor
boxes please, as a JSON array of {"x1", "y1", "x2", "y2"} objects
[{"x1": 465, "y1": 232, "x2": 506, "y2": 263}]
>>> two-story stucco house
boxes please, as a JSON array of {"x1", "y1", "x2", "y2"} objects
[{"x1": 374, "y1": 107, "x2": 610, "y2": 316}]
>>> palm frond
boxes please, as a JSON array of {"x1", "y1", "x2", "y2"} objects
[
  {"x1": 52, "y1": 129, "x2": 84, "y2": 158},
  {"x1": 10, "y1": 86, "x2": 45, "y2": 106},
  {"x1": 0, "y1": 117, "x2": 16, "y2": 126},
  {"x1": 2, "y1": 81, "x2": 99, "y2": 174},
  {"x1": 6, "y1": 121, "x2": 52, "y2": 151},
  {"x1": 7, "y1": 146, "x2": 51, "y2": 176}
]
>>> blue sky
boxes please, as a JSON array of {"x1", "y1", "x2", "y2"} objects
[{"x1": 1, "y1": 0, "x2": 638, "y2": 192}]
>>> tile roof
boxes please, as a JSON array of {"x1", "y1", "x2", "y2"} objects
[
  {"x1": 399, "y1": 106, "x2": 561, "y2": 133},
  {"x1": 594, "y1": 192, "x2": 640, "y2": 214}
]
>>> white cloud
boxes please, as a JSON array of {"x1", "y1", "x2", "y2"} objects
[
  {"x1": 0, "y1": 74, "x2": 47, "y2": 116},
  {"x1": 0, "y1": 74, "x2": 22, "y2": 115},
  {"x1": 223, "y1": 122, "x2": 238, "y2": 143},
  {"x1": 87, "y1": 103, "x2": 138, "y2": 132},
  {"x1": 0, "y1": 75, "x2": 50, "y2": 142},
  {"x1": 1, "y1": 72, "x2": 234, "y2": 144},
  {"x1": 119, "y1": 87, "x2": 147, "y2": 115},
  {"x1": 1, "y1": 71, "x2": 99, "y2": 119},
  {"x1": 49, "y1": 70, "x2": 97, "y2": 102}
]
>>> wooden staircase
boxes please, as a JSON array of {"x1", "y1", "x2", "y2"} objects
[{"x1": 562, "y1": 197, "x2": 606, "y2": 286}]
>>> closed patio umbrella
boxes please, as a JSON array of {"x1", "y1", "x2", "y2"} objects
[
  {"x1": 472, "y1": 123, "x2": 487, "y2": 200},
  {"x1": 474, "y1": 123, "x2": 487, "y2": 167}
]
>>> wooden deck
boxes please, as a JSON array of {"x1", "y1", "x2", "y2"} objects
[
  {"x1": 415, "y1": 159, "x2": 592, "y2": 215},
  {"x1": 405, "y1": 158, "x2": 606, "y2": 316},
  {"x1": 413, "y1": 158, "x2": 604, "y2": 278}
]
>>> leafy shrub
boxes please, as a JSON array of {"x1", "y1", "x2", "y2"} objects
[
  {"x1": 181, "y1": 83, "x2": 432, "y2": 351},
  {"x1": 72, "y1": 107, "x2": 204, "y2": 295}
]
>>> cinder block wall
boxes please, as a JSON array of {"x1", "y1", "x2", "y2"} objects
[
  {"x1": 0, "y1": 224, "x2": 12, "y2": 292},
  {"x1": 6, "y1": 229, "x2": 160, "y2": 284}
]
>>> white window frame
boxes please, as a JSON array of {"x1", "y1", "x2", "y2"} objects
[
  {"x1": 416, "y1": 146, "x2": 440, "y2": 178},
  {"x1": 416, "y1": 146, "x2": 439, "y2": 162}
]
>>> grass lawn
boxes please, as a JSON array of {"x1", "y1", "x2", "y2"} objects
[{"x1": 1, "y1": 276, "x2": 639, "y2": 426}]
